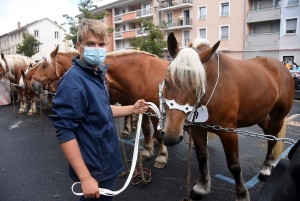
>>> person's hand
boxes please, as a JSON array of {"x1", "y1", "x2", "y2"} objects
[
  {"x1": 132, "y1": 99, "x2": 148, "y2": 114},
  {"x1": 81, "y1": 176, "x2": 100, "y2": 199}
]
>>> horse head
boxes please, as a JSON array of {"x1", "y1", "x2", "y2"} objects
[
  {"x1": 161, "y1": 32, "x2": 219, "y2": 146},
  {"x1": 0, "y1": 53, "x2": 8, "y2": 79},
  {"x1": 31, "y1": 45, "x2": 60, "y2": 92}
]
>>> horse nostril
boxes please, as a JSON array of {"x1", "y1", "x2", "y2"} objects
[
  {"x1": 31, "y1": 83, "x2": 34, "y2": 88},
  {"x1": 179, "y1": 136, "x2": 183, "y2": 141},
  {"x1": 161, "y1": 131, "x2": 165, "y2": 137}
]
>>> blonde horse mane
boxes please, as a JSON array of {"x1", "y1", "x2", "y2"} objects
[
  {"x1": 1, "y1": 55, "x2": 35, "y2": 73},
  {"x1": 107, "y1": 49, "x2": 158, "y2": 58},
  {"x1": 169, "y1": 40, "x2": 206, "y2": 96},
  {"x1": 46, "y1": 50, "x2": 79, "y2": 66}
]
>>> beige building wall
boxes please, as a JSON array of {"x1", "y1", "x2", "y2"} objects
[{"x1": 191, "y1": 0, "x2": 246, "y2": 60}]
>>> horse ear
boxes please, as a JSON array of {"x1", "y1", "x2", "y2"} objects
[
  {"x1": 199, "y1": 41, "x2": 220, "y2": 64},
  {"x1": 167, "y1": 32, "x2": 180, "y2": 58},
  {"x1": 1, "y1": 53, "x2": 4, "y2": 60},
  {"x1": 50, "y1": 45, "x2": 59, "y2": 58}
]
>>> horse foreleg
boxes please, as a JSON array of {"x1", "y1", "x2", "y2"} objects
[
  {"x1": 18, "y1": 96, "x2": 27, "y2": 114},
  {"x1": 130, "y1": 114, "x2": 138, "y2": 132},
  {"x1": 257, "y1": 117, "x2": 284, "y2": 181},
  {"x1": 140, "y1": 115, "x2": 154, "y2": 160},
  {"x1": 121, "y1": 115, "x2": 131, "y2": 137},
  {"x1": 219, "y1": 130, "x2": 250, "y2": 201},
  {"x1": 151, "y1": 117, "x2": 168, "y2": 168},
  {"x1": 189, "y1": 127, "x2": 210, "y2": 200},
  {"x1": 28, "y1": 98, "x2": 37, "y2": 115}
]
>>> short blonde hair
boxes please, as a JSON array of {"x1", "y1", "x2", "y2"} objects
[{"x1": 77, "y1": 19, "x2": 108, "y2": 43}]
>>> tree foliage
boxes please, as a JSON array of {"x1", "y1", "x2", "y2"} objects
[
  {"x1": 62, "y1": 0, "x2": 112, "y2": 48},
  {"x1": 130, "y1": 18, "x2": 167, "y2": 58},
  {"x1": 16, "y1": 32, "x2": 41, "y2": 57}
]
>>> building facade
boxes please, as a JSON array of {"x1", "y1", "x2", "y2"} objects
[
  {"x1": 0, "y1": 17, "x2": 68, "y2": 61},
  {"x1": 83, "y1": 0, "x2": 299, "y2": 62}
]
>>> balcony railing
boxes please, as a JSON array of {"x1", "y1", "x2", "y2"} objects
[
  {"x1": 114, "y1": 15, "x2": 122, "y2": 22},
  {"x1": 160, "y1": 0, "x2": 192, "y2": 8},
  {"x1": 287, "y1": 0, "x2": 299, "y2": 6},
  {"x1": 136, "y1": 7, "x2": 152, "y2": 17},
  {"x1": 162, "y1": 18, "x2": 192, "y2": 28},
  {"x1": 249, "y1": 5, "x2": 280, "y2": 11},
  {"x1": 115, "y1": 32, "x2": 123, "y2": 38},
  {"x1": 136, "y1": 28, "x2": 146, "y2": 35}
]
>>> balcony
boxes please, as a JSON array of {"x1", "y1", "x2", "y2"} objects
[
  {"x1": 159, "y1": 0, "x2": 193, "y2": 11},
  {"x1": 114, "y1": 7, "x2": 153, "y2": 24},
  {"x1": 136, "y1": 28, "x2": 147, "y2": 36},
  {"x1": 245, "y1": 32, "x2": 280, "y2": 50},
  {"x1": 115, "y1": 46, "x2": 134, "y2": 51},
  {"x1": 136, "y1": 7, "x2": 153, "y2": 18},
  {"x1": 161, "y1": 18, "x2": 192, "y2": 30},
  {"x1": 247, "y1": 6, "x2": 280, "y2": 23}
]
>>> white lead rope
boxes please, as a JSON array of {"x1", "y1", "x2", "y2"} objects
[{"x1": 72, "y1": 102, "x2": 161, "y2": 196}]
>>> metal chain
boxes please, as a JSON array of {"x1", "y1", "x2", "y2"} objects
[{"x1": 186, "y1": 123, "x2": 295, "y2": 145}]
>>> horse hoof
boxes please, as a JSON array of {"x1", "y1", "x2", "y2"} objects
[
  {"x1": 141, "y1": 149, "x2": 152, "y2": 160},
  {"x1": 131, "y1": 126, "x2": 136, "y2": 131},
  {"x1": 190, "y1": 189, "x2": 204, "y2": 200},
  {"x1": 258, "y1": 173, "x2": 269, "y2": 182},
  {"x1": 121, "y1": 131, "x2": 129, "y2": 138},
  {"x1": 153, "y1": 162, "x2": 165, "y2": 168},
  {"x1": 18, "y1": 110, "x2": 25, "y2": 114}
]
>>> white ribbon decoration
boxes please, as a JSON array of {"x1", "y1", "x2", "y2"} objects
[{"x1": 72, "y1": 102, "x2": 161, "y2": 196}]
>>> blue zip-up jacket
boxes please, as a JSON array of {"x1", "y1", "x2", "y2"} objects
[{"x1": 49, "y1": 56, "x2": 124, "y2": 182}]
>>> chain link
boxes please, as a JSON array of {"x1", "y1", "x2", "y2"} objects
[{"x1": 186, "y1": 123, "x2": 295, "y2": 145}]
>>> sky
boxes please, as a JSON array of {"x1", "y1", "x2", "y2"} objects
[{"x1": 0, "y1": 0, "x2": 117, "y2": 36}]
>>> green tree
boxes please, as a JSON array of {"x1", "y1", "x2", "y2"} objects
[
  {"x1": 130, "y1": 18, "x2": 167, "y2": 58},
  {"x1": 62, "y1": 0, "x2": 113, "y2": 48},
  {"x1": 16, "y1": 32, "x2": 41, "y2": 57}
]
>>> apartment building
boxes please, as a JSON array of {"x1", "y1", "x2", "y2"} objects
[
  {"x1": 87, "y1": 0, "x2": 299, "y2": 62},
  {"x1": 245, "y1": 0, "x2": 300, "y2": 64},
  {"x1": 0, "y1": 18, "x2": 68, "y2": 61}
]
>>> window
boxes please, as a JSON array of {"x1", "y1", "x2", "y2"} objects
[
  {"x1": 54, "y1": 31, "x2": 59, "y2": 39},
  {"x1": 199, "y1": 6, "x2": 207, "y2": 19},
  {"x1": 286, "y1": 18, "x2": 297, "y2": 34},
  {"x1": 283, "y1": 56, "x2": 294, "y2": 64},
  {"x1": 253, "y1": 0, "x2": 262, "y2": 10},
  {"x1": 36, "y1": 45, "x2": 40, "y2": 52},
  {"x1": 221, "y1": 2, "x2": 229, "y2": 16},
  {"x1": 199, "y1": 28, "x2": 207, "y2": 39},
  {"x1": 166, "y1": 12, "x2": 173, "y2": 27},
  {"x1": 252, "y1": 24, "x2": 261, "y2": 34},
  {"x1": 183, "y1": 30, "x2": 190, "y2": 46},
  {"x1": 287, "y1": 0, "x2": 299, "y2": 6},
  {"x1": 220, "y1": 25, "x2": 229, "y2": 39},
  {"x1": 34, "y1": 30, "x2": 39, "y2": 38}
]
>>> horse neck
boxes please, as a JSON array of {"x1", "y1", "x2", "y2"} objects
[{"x1": 106, "y1": 54, "x2": 169, "y2": 97}]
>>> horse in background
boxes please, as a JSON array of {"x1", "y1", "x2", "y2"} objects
[
  {"x1": 30, "y1": 48, "x2": 170, "y2": 168},
  {"x1": 0, "y1": 53, "x2": 36, "y2": 113},
  {"x1": 161, "y1": 33, "x2": 294, "y2": 200}
]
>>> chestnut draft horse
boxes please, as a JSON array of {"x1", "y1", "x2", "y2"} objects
[
  {"x1": 0, "y1": 53, "x2": 36, "y2": 113},
  {"x1": 31, "y1": 48, "x2": 170, "y2": 168},
  {"x1": 160, "y1": 33, "x2": 294, "y2": 200}
]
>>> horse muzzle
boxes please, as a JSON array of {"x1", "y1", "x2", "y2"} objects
[{"x1": 161, "y1": 130, "x2": 183, "y2": 146}]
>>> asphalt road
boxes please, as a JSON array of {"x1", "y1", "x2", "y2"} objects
[{"x1": 0, "y1": 101, "x2": 299, "y2": 201}]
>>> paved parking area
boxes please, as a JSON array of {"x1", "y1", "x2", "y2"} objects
[{"x1": 0, "y1": 101, "x2": 299, "y2": 201}]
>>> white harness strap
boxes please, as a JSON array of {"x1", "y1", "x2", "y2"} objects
[
  {"x1": 163, "y1": 98, "x2": 194, "y2": 114},
  {"x1": 72, "y1": 102, "x2": 161, "y2": 196}
]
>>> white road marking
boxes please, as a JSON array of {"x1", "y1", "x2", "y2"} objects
[{"x1": 9, "y1": 121, "x2": 23, "y2": 129}]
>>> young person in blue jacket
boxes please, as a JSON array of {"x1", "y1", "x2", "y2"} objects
[{"x1": 49, "y1": 19, "x2": 148, "y2": 201}]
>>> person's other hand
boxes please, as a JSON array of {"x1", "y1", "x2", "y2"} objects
[{"x1": 132, "y1": 99, "x2": 148, "y2": 114}]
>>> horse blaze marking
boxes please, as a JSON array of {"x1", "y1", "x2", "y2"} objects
[{"x1": 215, "y1": 143, "x2": 295, "y2": 188}]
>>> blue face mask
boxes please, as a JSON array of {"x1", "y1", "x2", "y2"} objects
[{"x1": 80, "y1": 44, "x2": 106, "y2": 67}]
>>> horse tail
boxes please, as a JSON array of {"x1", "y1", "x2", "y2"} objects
[{"x1": 273, "y1": 117, "x2": 287, "y2": 161}]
